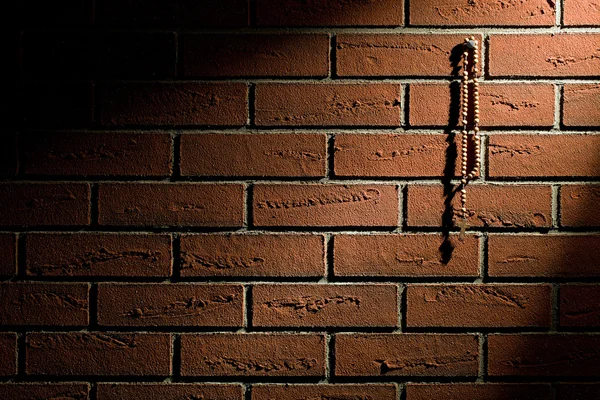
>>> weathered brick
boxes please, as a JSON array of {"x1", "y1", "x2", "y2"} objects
[
  {"x1": 182, "y1": 34, "x2": 329, "y2": 77},
  {"x1": 251, "y1": 384, "x2": 398, "y2": 400},
  {"x1": 409, "y1": 83, "x2": 555, "y2": 127},
  {"x1": 489, "y1": 34, "x2": 600, "y2": 77},
  {"x1": 563, "y1": 0, "x2": 600, "y2": 26},
  {"x1": 0, "y1": 283, "x2": 88, "y2": 326},
  {"x1": 252, "y1": 284, "x2": 398, "y2": 328},
  {"x1": 256, "y1": 0, "x2": 403, "y2": 26},
  {"x1": 98, "y1": 183, "x2": 244, "y2": 227},
  {"x1": 488, "y1": 235, "x2": 600, "y2": 278},
  {"x1": 0, "y1": 183, "x2": 90, "y2": 227},
  {"x1": 560, "y1": 285, "x2": 600, "y2": 327},
  {"x1": 23, "y1": 132, "x2": 172, "y2": 177},
  {"x1": 98, "y1": 284, "x2": 244, "y2": 327},
  {"x1": 561, "y1": 185, "x2": 600, "y2": 227},
  {"x1": 253, "y1": 184, "x2": 398, "y2": 227},
  {"x1": 406, "y1": 383, "x2": 552, "y2": 400},
  {"x1": 180, "y1": 234, "x2": 325, "y2": 278},
  {"x1": 0, "y1": 333, "x2": 16, "y2": 377},
  {"x1": 488, "y1": 334, "x2": 600, "y2": 376},
  {"x1": 337, "y1": 34, "x2": 482, "y2": 77},
  {"x1": 180, "y1": 133, "x2": 326, "y2": 178},
  {"x1": 409, "y1": 0, "x2": 555, "y2": 26},
  {"x1": 406, "y1": 185, "x2": 552, "y2": 228},
  {"x1": 333, "y1": 234, "x2": 479, "y2": 277},
  {"x1": 25, "y1": 333, "x2": 171, "y2": 376},
  {"x1": 0, "y1": 384, "x2": 90, "y2": 400},
  {"x1": 334, "y1": 133, "x2": 464, "y2": 178},
  {"x1": 556, "y1": 384, "x2": 600, "y2": 400},
  {"x1": 99, "y1": 82, "x2": 247, "y2": 127},
  {"x1": 21, "y1": 82, "x2": 93, "y2": 128},
  {"x1": 180, "y1": 334, "x2": 326, "y2": 377},
  {"x1": 25, "y1": 233, "x2": 172, "y2": 278},
  {"x1": 406, "y1": 284, "x2": 552, "y2": 328},
  {"x1": 563, "y1": 84, "x2": 600, "y2": 127},
  {"x1": 255, "y1": 84, "x2": 402, "y2": 127},
  {"x1": 335, "y1": 334, "x2": 479, "y2": 377},
  {"x1": 488, "y1": 134, "x2": 600, "y2": 178},
  {"x1": 97, "y1": 384, "x2": 244, "y2": 400},
  {"x1": 0, "y1": 234, "x2": 16, "y2": 277}
]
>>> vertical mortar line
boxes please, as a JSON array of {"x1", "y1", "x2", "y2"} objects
[
  {"x1": 480, "y1": 134, "x2": 489, "y2": 183},
  {"x1": 90, "y1": 382, "x2": 97, "y2": 400},
  {"x1": 557, "y1": 84, "x2": 565, "y2": 129},
  {"x1": 398, "y1": 283, "x2": 406, "y2": 333},
  {"x1": 244, "y1": 383, "x2": 252, "y2": 400},
  {"x1": 330, "y1": 33, "x2": 337, "y2": 79},
  {"x1": 172, "y1": 333, "x2": 181, "y2": 381},
  {"x1": 172, "y1": 132, "x2": 182, "y2": 181},
  {"x1": 17, "y1": 332, "x2": 26, "y2": 377},
  {"x1": 244, "y1": 182, "x2": 253, "y2": 231},
  {"x1": 398, "y1": 184, "x2": 407, "y2": 232},
  {"x1": 551, "y1": 185, "x2": 560, "y2": 229},
  {"x1": 555, "y1": 185, "x2": 562, "y2": 229},
  {"x1": 401, "y1": 84, "x2": 409, "y2": 129},
  {"x1": 476, "y1": 233, "x2": 488, "y2": 283},
  {"x1": 327, "y1": 332, "x2": 336, "y2": 381},
  {"x1": 403, "y1": 0, "x2": 410, "y2": 26},
  {"x1": 483, "y1": 33, "x2": 491, "y2": 78},
  {"x1": 326, "y1": 133, "x2": 335, "y2": 180},
  {"x1": 398, "y1": 382, "x2": 406, "y2": 400},
  {"x1": 90, "y1": 183, "x2": 99, "y2": 228},
  {"x1": 324, "y1": 233, "x2": 333, "y2": 283},
  {"x1": 242, "y1": 285, "x2": 251, "y2": 333},
  {"x1": 324, "y1": 333, "x2": 331, "y2": 382},
  {"x1": 553, "y1": 84, "x2": 561, "y2": 130},
  {"x1": 551, "y1": 284, "x2": 560, "y2": 332},
  {"x1": 557, "y1": 0, "x2": 564, "y2": 27},
  {"x1": 171, "y1": 233, "x2": 181, "y2": 283},
  {"x1": 478, "y1": 333, "x2": 487, "y2": 382},
  {"x1": 248, "y1": 83, "x2": 256, "y2": 128}
]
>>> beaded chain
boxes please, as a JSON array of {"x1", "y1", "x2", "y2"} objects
[{"x1": 458, "y1": 36, "x2": 481, "y2": 240}]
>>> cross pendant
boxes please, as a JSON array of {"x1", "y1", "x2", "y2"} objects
[{"x1": 457, "y1": 219, "x2": 469, "y2": 241}]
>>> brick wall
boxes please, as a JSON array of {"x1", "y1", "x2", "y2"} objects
[{"x1": 2, "y1": 0, "x2": 600, "y2": 399}]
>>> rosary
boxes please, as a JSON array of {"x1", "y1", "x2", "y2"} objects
[{"x1": 458, "y1": 36, "x2": 481, "y2": 240}]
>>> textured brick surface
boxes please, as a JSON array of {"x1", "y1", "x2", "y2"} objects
[
  {"x1": 0, "y1": 384, "x2": 91, "y2": 400},
  {"x1": 560, "y1": 285, "x2": 600, "y2": 327},
  {"x1": 98, "y1": 183, "x2": 244, "y2": 227},
  {"x1": 333, "y1": 234, "x2": 479, "y2": 277},
  {"x1": 180, "y1": 133, "x2": 327, "y2": 178},
  {"x1": 488, "y1": 334, "x2": 600, "y2": 376},
  {"x1": 407, "y1": 185, "x2": 552, "y2": 228},
  {"x1": 406, "y1": 284, "x2": 552, "y2": 328},
  {"x1": 406, "y1": 383, "x2": 552, "y2": 400},
  {"x1": 251, "y1": 384, "x2": 398, "y2": 400},
  {"x1": 25, "y1": 332, "x2": 171, "y2": 376},
  {"x1": 97, "y1": 384, "x2": 244, "y2": 400},
  {"x1": 23, "y1": 132, "x2": 172, "y2": 177},
  {"x1": 563, "y1": 0, "x2": 600, "y2": 26},
  {"x1": 97, "y1": 284, "x2": 244, "y2": 327},
  {"x1": 0, "y1": 234, "x2": 16, "y2": 277},
  {"x1": 253, "y1": 184, "x2": 399, "y2": 227},
  {"x1": 180, "y1": 334, "x2": 326, "y2": 377},
  {"x1": 255, "y1": 84, "x2": 402, "y2": 127},
  {"x1": 182, "y1": 34, "x2": 329, "y2": 77},
  {"x1": 488, "y1": 235, "x2": 600, "y2": 277},
  {"x1": 25, "y1": 233, "x2": 172, "y2": 278},
  {"x1": 0, "y1": 333, "x2": 16, "y2": 377},
  {"x1": 560, "y1": 185, "x2": 600, "y2": 227},
  {"x1": 252, "y1": 284, "x2": 398, "y2": 328},
  {"x1": 563, "y1": 84, "x2": 600, "y2": 127},
  {"x1": 335, "y1": 334, "x2": 479, "y2": 377}
]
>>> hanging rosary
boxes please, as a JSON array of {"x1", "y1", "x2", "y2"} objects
[{"x1": 458, "y1": 36, "x2": 481, "y2": 241}]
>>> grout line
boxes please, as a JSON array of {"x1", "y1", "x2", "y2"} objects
[
  {"x1": 329, "y1": 33, "x2": 337, "y2": 79},
  {"x1": 552, "y1": 185, "x2": 560, "y2": 229},
  {"x1": 551, "y1": 284, "x2": 560, "y2": 332},
  {"x1": 478, "y1": 333, "x2": 488, "y2": 382},
  {"x1": 398, "y1": 284, "x2": 407, "y2": 333},
  {"x1": 248, "y1": 83, "x2": 256, "y2": 128},
  {"x1": 554, "y1": 84, "x2": 562, "y2": 129}
]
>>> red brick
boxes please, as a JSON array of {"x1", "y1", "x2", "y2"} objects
[
  {"x1": 0, "y1": 183, "x2": 90, "y2": 227},
  {"x1": 335, "y1": 334, "x2": 479, "y2": 377},
  {"x1": 23, "y1": 132, "x2": 172, "y2": 177},
  {"x1": 256, "y1": 0, "x2": 402, "y2": 26},
  {"x1": 561, "y1": 185, "x2": 600, "y2": 227},
  {"x1": 182, "y1": 34, "x2": 329, "y2": 77},
  {"x1": 564, "y1": 0, "x2": 600, "y2": 26},
  {"x1": 25, "y1": 233, "x2": 172, "y2": 278},
  {"x1": 488, "y1": 334, "x2": 600, "y2": 376},
  {"x1": 100, "y1": 0, "x2": 248, "y2": 28},
  {"x1": 0, "y1": 234, "x2": 16, "y2": 277},
  {"x1": 488, "y1": 134, "x2": 600, "y2": 178},
  {"x1": 0, "y1": 133, "x2": 18, "y2": 176},
  {"x1": 255, "y1": 84, "x2": 401, "y2": 127},
  {"x1": 0, "y1": 384, "x2": 90, "y2": 400},
  {"x1": 406, "y1": 185, "x2": 552, "y2": 228},
  {"x1": 406, "y1": 383, "x2": 552, "y2": 400},
  {"x1": 0, "y1": 283, "x2": 88, "y2": 326},
  {"x1": 180, "y1": 234, "x2": 325, "y2": 278},
  {"x1": 99, "y1": 82, "x2": 247, "y2": 127},
  {"x1": 253, "y1": 184, "x2": 398, "y2": 227},
  {"x1": 180, "y1": 334, "x2": 326, "y2": 377},
  {"x1": 409, "y1": 0, "x2": 555, "y2": 26},
  {"x1": 180, "y1": 133, "x2": 327, "y2": 178},
  {"x1": 251, "y1": 284, "x2": 398, "y2": 328},
  {"x1": 0, "y1": 333, "x2": 16, "y2": 377},
  {"x1": 98, "y1": 183, "x2": 244, "y2": 227},
  {"x1": 18, "y1": 0, "x2": 92, "y2": 27},
  {"x1": 333, "y1": 234, "x2": 479, "y2": 277},
  {"x1": 406, "y1": 284, "x2": 551, "y2": 328},
  {"x1": 409, "y1": 83, "x2": 555, "y2": 127},
  {"x1": 334, "y1": 133, "x2": 464, "y2": 178},
  {"x1": 563, "y1": 84, "x2": 600, "y2": 127},
  {"x1": 25, "y1": 332, "x2": 171, "y2": 376},
  {"x1": 97, "y1": 284, "x2": 244, "y2": 327},
  {"x1": 337, "y1": 34, "x2": 482, "y2": 77},
  {"x1": 560, "y1": 285, "x2": 600, "y2": 327},
  {"x1": 488, "y1": 235, "x2": 600, "y2": 278},
  {"x1": 489, "y1": 34, "x2": 600, "y2": 77},
  {"x1": 556, "y1": 384, "x2": 600, "y2": 400},
  {"x1": 251, "y1": 384, "x2": 398, "y2": 400},
  {"x1": 21, "y1": 82, "x2": 93, "y2": 128},
  {"x1": 97, "y1": 384, "x2": 244, "y2": 400}
]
